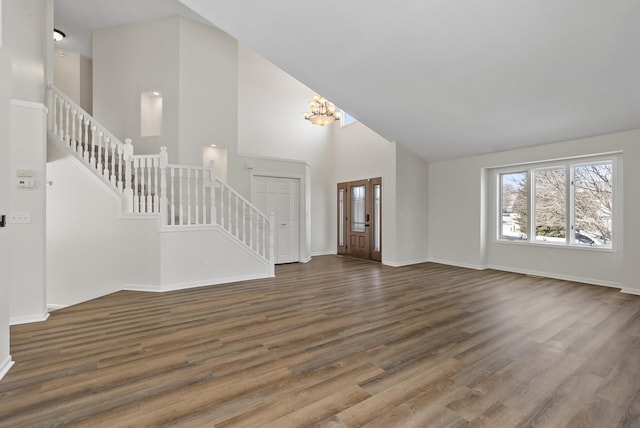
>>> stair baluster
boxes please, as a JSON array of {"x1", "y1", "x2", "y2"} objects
[{"x1": 209, "y1": 162, "x2": 216, "y2": 225}]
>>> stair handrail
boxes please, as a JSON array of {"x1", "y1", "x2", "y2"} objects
[
  {"x1": 47, "y1": 84, "x2": 128, "y2": 163},
  {"x1": 47, "y1": 83, "x2": 132, "y2": 198},
  {"x1": 209, "y1": 161, "x2": 274, "y2": 267}
]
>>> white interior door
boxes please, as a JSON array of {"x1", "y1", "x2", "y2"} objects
[{"x1": 252, "y1": 176, "x2": 300, "y2": 264}]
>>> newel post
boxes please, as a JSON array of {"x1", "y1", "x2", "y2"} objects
[
  {"x1": 209, "y1": 160, "x2": 217, "y2": 225},
  {"x1": 160, "y1": 147, "x2": 169, "y2": 225},
  {"x1": 123, "y1": 138, "x2": 134, "y2": 212}
]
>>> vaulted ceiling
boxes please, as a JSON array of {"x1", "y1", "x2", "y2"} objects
[{"x1": 55, "y1": 0, "x2": 640, "y2": 161}]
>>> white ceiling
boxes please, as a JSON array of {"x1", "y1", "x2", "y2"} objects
[{"x1": 55, "y1": 0, "x2": 640, "y2": 162}]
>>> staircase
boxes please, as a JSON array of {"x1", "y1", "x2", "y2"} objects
[{"x1": 46, "y1": 84, "x2": 274, "y2": 306}]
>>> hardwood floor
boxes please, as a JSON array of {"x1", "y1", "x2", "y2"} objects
[{"x1": 1, "y1": 256, "x2": 640, "y2": 427}]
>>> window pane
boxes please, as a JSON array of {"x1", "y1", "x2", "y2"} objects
[
  {"x1": 338, "y1": 189, "x2": 344, "y2": 246},
  {"x1": 351, "y1": 185, "x2": 366, "y2": 232},
  {"x1": 535, "y1": 167, "x2": 566, "y2": 243},
  {"x1": 374, "y1": 184, "x2": 381, "y2": 251},
  {"x1": 341, "y1": 111, "x2": 358, "y2": 127},
  {"x1": 500, "y1": 172, "x2": 528, "y2": 240},
  {"x1": 574, "y1": 163, "x2": 612, "y2": 247}
]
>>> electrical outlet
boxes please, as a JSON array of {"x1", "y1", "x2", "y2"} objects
[{"x1": 9, "y1": 212, "x2": 31, "y2": 224}]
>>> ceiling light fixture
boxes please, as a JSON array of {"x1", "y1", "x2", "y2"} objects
[
  {"x1": 303, "y1": 95, "x2": 341, "y2": 126},
  {"x1": 53, "y1": 29, "x2": 66, "y2": 42}
]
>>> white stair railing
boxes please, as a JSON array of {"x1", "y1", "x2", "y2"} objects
[
  {"x1": 48, "y1": 84, "x2": 274, "y2": 266},
  {"x1": 48, "y1": 84, "x2": 163, "y2": 216},
  {"x1": 49, "y1": 84, "x2": 128, "y2": 193},
  {"x1": 163, "y1": 162, "x2": 274, "y2": 264}
]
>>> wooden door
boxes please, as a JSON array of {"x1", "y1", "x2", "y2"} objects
[{"x1": 337, "y1": 178, "x2": 382, "y2": 261}]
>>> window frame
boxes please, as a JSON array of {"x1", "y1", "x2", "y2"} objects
[{"x1": 495, "y1": 155, "x2": 618, "y2": 251}]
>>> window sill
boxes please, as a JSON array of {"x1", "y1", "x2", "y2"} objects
[{"x1": 493, "y1": 239, "x2": 617, "y2": 253}]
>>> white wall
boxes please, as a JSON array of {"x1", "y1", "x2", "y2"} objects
[
  {"x1": 2, "y1": 0, "x2": 49, "y2": 325},
  {"x1": 53, "y1": 50, "x2": 92, "y2": 114},
  {"x1": 93, "y1": 17, "x2": 238, "y2": 167},
  {"x1": 621, "y1": 142, "x2": 640, "y2": 295},
  {"x1": 93, "y1": 18, "x2": 180, "y2": 161},
  {"x1": 429, "y1": 130, "x2": 640, "y2": 292},
  {"x1": 158, "y1": 228, "x2": 271, "y2": 289},
  {"x1": 0, "y1": 46, "x2": 14, "y2": 380},
  {"x1": 395, "y1": 143, "x2": 429, "y2": 265},
  {"x1": 53, "y1": 50, "x2": 79, "y2": 103},
  {"x1": 236, "y1": 44, "x2": 334, "y2": 256},
  {"x1": 203, "y1": 146, "x2": 227, "y2": 182},
  {"x1": 47, "y1": 142, "x2": 161, "y2": 307},
  {"x1": 79, "y1": 54, "x2": 92, "y2": 114},
  {"x1": 2, "y1": 0, "x2": 48, "y2": 103},
  {"x1": 429, "y1": 156, "x2": 487, "y2": 269},
  {"x1": 178, "y1": 18, "x2": 237, "y2": 166},
  {"x1": 8, "y1": 102, "x2": 48, "y2": 323}
]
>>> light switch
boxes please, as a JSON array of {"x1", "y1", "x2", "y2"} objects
[{"x1": 17, "y1": 178, "x2": 35, "y2": 188}]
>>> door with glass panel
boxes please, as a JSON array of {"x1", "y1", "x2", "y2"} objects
[{"x1": 337, "y1": 178, "x2": 382, "y2": 261}]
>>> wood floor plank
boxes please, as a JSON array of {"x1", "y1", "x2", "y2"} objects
[{"x1": 1, "y1": 255, "x2": 639, "y2": 427}]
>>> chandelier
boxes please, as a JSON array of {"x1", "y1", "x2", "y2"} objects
[{"x1": 304, "y1": 95, "x2": 341, "y2": 126}]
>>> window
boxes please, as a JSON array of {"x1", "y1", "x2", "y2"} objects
[
  {"x1": 374, "y1": 182, "x2": 381, "y2": 251},
  {"x1": 573, "y1": 163, "x2": 613, "y2": 246},
  {"x1": 534, "y1": 167, "x2": 566, "y2": 243},
  {"x1": 498, "y1": 157, "x2": 615, "y2": 249},
  {"x1": 340, "y1": 111, "x2": 358, "y2": 127},
  {"x1": 338, "y1": 188, "x2": 345, "y2": 246},
  {"x1": 500, "y1": 172, "x2": 528, "y2": 240},
  {"x1": 351, "y1": 185, "x2": 366, "y2": 232}
]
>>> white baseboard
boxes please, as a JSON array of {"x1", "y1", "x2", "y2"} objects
[
  {"x1": 47, "y1": 304, "x2": 68, "y2": 311},
  {"x1": 489, "y1": 264, "x2": 623, "y2": 289},
  {"x1": 10, "y1": 310, "x2": 50, "y2": 326},
  {"x1": 621, "y1": 288, "x2": 640, "y2": 296},
  {"x1": 123, "y1": 272, "x2": 273, "y2": 293},
  {"x1": 427, "y1": 258, "x2": 488, "y2": 270},
  {"x1": 0, "y1": 355, "x2": 14, "y2": 381},
  {"x1": 383, "y1": 258, "x2": 430, "y2": 268},
  {"x1": 311, "y1": 251, "x2": 337, "y2": 257}
]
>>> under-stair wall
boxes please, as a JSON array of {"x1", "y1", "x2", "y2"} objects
[{"x1": 47, "y1": 140, "x2": 161, "y2": 308}]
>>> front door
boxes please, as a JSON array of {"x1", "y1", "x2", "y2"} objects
[{"x1": 337, "y1": 178, "x2": 382, "y2": 261}]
